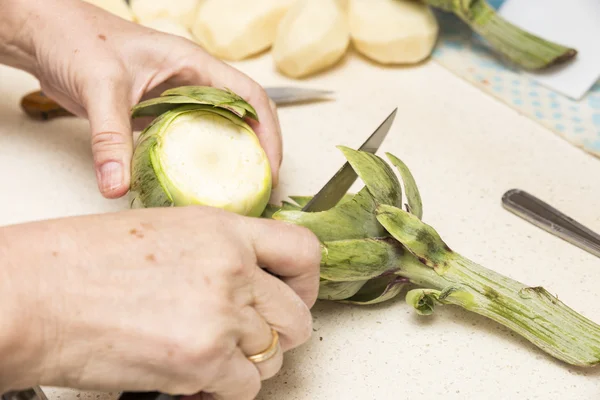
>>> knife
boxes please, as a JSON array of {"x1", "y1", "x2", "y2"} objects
[
  {"x1": 16, "y1": 108, "x2": 397, "y2": 400},
  {"x1": 302, "y1": 108, "x2": 398, "y2": 212},
  {"x1": 502, "y1": 189, "x2": 600, "y2": 258},
  {"x1": 19, "y1": 87, "x2": 334, "y2": 121}
]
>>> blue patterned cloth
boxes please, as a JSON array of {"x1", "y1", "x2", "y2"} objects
[{"x1": 430, "y1": 3, "x2": 600, "y2": 158}]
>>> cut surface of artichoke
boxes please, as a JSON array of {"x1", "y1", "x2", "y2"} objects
[
  {"x1": 129, "y1": 86, "x2": 271, "y2": 217},
  {"x1": 157, "y1": 110, "x2": 271, "y2": 215}
]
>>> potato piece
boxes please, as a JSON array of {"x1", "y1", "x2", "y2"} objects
[
  {"x1": 348, "y1": 0, "x2": 439, "y2": 65},
  {"x1": 191, "y1": 0, "x2": 296, "y2": 61},
  {"x1": 130, "y1": 0, "x2": 201, "y2": 29},
  {"x1": 272, "y1": 0, "x2": 350, "y2": 79},
  {"x1": 141, "y1": 18, "x2": 195, "y2": 41},
  {"x1": 82, "y1": 0, "x2": 135, "y2": 21}
]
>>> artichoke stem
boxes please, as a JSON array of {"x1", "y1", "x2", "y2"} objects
[
  {"x1": 376, "y1": 204, "x2": 600, "y2": 367},
  {"x1": 423, "y1": 0, "x2": 577, "y2": 70},
  {"x1": 399, "y1": 252, "x2": 600, "y2": 366}
]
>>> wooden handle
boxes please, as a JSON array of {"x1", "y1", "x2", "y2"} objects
[{"x1": 20, "y1": 90, "x2": 75, "y2": 121}]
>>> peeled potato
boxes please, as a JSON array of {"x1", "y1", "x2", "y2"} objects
[
  {"x1": 191, "y1": 0, "x2": 296, "y2": 61},
  {"x1": 141, "y1": 18, "x2": 195, "y2": 41},
  {"x1": 130, "y1": 0, "x2": 201, "y2": 29},
  {"x1": 272, "y1": 0, "x2": 350, "y2": 79},
  {"x1": 348, "y1": 0, "x2": 439, "y2": 65},
  {"x1": 82, "y1": 0, "x2": 135, "y2": 21}
]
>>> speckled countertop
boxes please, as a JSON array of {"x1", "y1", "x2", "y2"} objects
[{"x1": 1, "y1": 52, "x2": 600, "y2": 399}]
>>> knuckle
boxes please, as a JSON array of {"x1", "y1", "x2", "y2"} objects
[
  {"x1": 250, "y1": 82, "x2": 269, "y2": 105},
  {"x1": 98, "y1": 63, "x2": 128, "y2": 85},
  {"x1": 91, "y1": 131, "x2": 128, "y2": 148},
  {"x1": 170, "y1": 324, "x2": 236, "y2": 370},
  {"x1": 222, "y1": 258, "x2": 246, "y2": 277},
  {"x1": 91, "y1": 131, "x2": 129, "y2": 162},
  {"x1": 221, "y1": 255, "x2": 253, "y2": 279}
]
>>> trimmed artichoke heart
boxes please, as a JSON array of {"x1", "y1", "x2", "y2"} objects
[{"x1": 129, "y1": 86, "x2": 272, "y2": 217}]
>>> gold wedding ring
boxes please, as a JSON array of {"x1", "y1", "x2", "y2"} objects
[{"x1": 247, "y1": 329, "x2": 279, "y2": 364}]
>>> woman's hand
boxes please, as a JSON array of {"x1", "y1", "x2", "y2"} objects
[
  {"x1": 7, "y1": 0, "x2": 283, "y2": 199},
  {"x1": 0, "y1": 206, "x2": 321, "y2": 399}
]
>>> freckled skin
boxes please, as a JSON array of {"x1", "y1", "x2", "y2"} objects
[
  {"x1": 0, "y1": 205, "x2": 321, "y2": 394},
  {"x1": 129, "y1": 228, "x2": 144, "y2": 238}
]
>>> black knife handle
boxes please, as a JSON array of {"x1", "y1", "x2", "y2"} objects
[{"x1": 118, "y1": 392, "x2": 178, "y2": 400}]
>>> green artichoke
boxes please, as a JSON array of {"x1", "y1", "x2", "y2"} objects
[
  {"x1": 129, "y1": 86, "x2": 272, "y2": 217},
  {"x1": 267, "y1": 145, "x2": 600, "y2": 367}
]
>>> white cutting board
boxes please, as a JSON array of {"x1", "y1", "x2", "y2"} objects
[{"x1": 498, "y1": 0, "x2": 600, "y2": 100}]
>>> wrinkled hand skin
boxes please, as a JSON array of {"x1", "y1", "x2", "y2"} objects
[
  {"x1": 0, "y1": 206, "x2": 321, "y2": 399},
  {"x1": 1, "y1": 0, "x2": 283, "y2": 198}
]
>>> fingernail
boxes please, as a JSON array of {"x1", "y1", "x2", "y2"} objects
[{"x1": 98, "y1": 161, "x2": 123, "y2": 193}]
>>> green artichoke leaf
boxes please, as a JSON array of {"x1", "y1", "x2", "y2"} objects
[
  {"x1": 261, "y1": 204, "x2": 284, "y2": 219},
  {"x1": 385, "y1": 153, "x2": 423, "y2": 219},
  {"x1": 130, "y1": 108, "x2": 185, "y2": 208},
  {"x1": 289, "y1": 193, "x2": 355, "y2": 208},
  {"x1": 163, "y1": 86, "x2": 258, "y2": 120},
  {"x1": 287, "y1": 196, "x2": 313, "y2": 208},
  {"x1": 318, "y1": 279, "x2": 368, "y2": 301},
  {"x1": 342, "y1": 274, "x2": 408, "y2": 305},
  {"x1": 405, "y1": 288, "x2": 441, "y2": 316},
  {"x1": 376, "y1": 204, "x2": 451, "y2": 269},
  {"x1": 131, "y1": 86, "x2": 258, "y2": 120},
  {"x1": 261, "y1": 194, "x2": 355, "y2": 219},
  {"x1": 273, "y1": 146, "x2": 407, "y2": 241},
  {"x1": 321, "y1": 238, "x2": 403, "y2": 282},
  {"x1": 273, "y1": 187, "x2": 387, "y2": 242},
  {"x1": 338, "y1": 146, "x2": 403, "y2": 208}
]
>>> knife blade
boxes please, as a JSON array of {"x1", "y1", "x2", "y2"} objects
[
  {"x1": 301, "y1": 108, "x2": 398, "y2": 212},
  {"x1": 19, "y1": 87, "x2": 334, "y2": 121},
  {"x1": 265, "y1": 87, "x2": 333, "y2": 105}
]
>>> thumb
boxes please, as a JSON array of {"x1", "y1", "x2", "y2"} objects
[{"x1": 85, "y1": 85, "x2": 133, "y2": 199}]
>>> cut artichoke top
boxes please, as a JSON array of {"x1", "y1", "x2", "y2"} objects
[{"x1": 129, "y1": 86, "x2": 271, "y2": 217}]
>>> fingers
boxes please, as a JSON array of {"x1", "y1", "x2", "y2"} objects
[
  {"x1": 251, "y1": 268, "x2": 314, "y2": 352},
  {"x1": 245, "y1": 218, "x2": 322, "y2": 309},
  {"x1": 238, "y1": 306, "x2": 283, "y2": 381},
  {"x1": 201, "y1": 348, "x2": 261, "y2": 400},
  {"x1": 245, "y1": 97, "x2": 283, "y2": 188},
  {"x1": 84, "y1": 74, "x2": 133, "y2": 199}
]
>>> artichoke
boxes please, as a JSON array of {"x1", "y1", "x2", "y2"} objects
[
  {"x1": 267, "y1": 146, "x2": 600, "y2": 367},
  {"x1": 130, "y1": 86, "x2": 600, "y2": 368},
  {"x1": 423, "y1": 0, "x2": 577, "y2": 70},
  {"x1": 129, "y1": 86, "x2": 272, "y2": 217}
]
